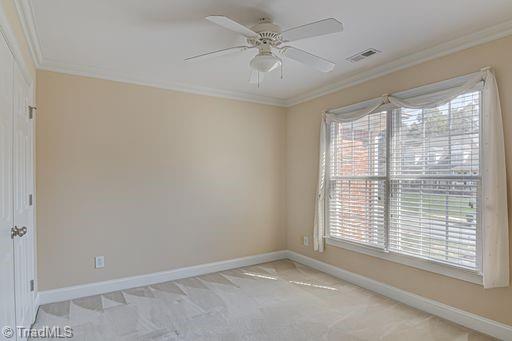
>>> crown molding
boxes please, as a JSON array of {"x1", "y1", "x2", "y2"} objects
[
  {"x1": 284, "y1": 19, "x2": 512, "y2": 107},
  {"x1": 14, "y1": 0, "x2": 42, "y2": 67},
  {"x1": 39, "y1": 58, "x2": 288, "y2": 106},
  {"x1": 13, "y1": 1, "x2": 512, "y2": 108}
]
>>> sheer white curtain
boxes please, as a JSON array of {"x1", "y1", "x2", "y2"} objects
[
  {"x1": 313, "y1": 115, "x2": 326, "y2": 252},
  {"x1": 480, "y1": 69, "x2": 509, "y2": 288},
  {"x1": 313, "y1": 67, "x2": 509, "y2": 288}
]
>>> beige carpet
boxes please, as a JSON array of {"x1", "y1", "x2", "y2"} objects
[{"x1": 34, "y1": 260, "x2": 494, "y2": 340}]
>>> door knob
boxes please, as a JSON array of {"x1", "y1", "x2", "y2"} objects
[{"x1": 11, "y1": 226, "x2": 27, "y2": 239}]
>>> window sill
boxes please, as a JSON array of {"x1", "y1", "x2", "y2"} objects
[{"x1": 325, "y1": 237, "x2": 483, "y2": 285}]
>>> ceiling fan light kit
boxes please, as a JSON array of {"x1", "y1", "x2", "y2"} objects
[
  {"x1": 185, "y1": 16, "x2": 343, "y2": 85},
  {"x1": 250, "y1": 52, "x2": 281, "y2": 73}
]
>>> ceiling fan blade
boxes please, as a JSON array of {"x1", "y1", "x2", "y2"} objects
[
  {"x1": 249, "y1": 70, "x2": 264, "y2": 84},
  {"x1": 282, "y1": 18, "x2": 343, "y2": 42},
  {"x1": 281, "y1": 46, "x2": 335, "y2": 72},
  {"x1": 206, "y1": 15, "x2": 259, "y2": 38},
  {"x1": 184, "y1": 46, "x2": 250, "y2": 62}
]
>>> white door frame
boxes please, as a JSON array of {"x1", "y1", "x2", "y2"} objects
[
  {"x1": 0, "y1": 0, "x2": 37, "y2": 329},
  {"x1": 13, "y1": 60, "x2": 36, "y2": 335},
  {"x1": 28, "y1": 80, "x2": 36, "y2": 321},
  {"x1": 0, "y1": 27, "x2": 16, "y2": 341}
]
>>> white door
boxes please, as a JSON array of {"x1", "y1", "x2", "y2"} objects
[
  {"x1": 13, "y1": 62, "x2": 35, "y2": 334},
  {"x1": 0, "y1": 33, "x2": 16, "y2": 341}
]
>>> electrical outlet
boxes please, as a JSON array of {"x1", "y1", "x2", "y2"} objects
[
  {"x1": 95, "y1": 256, "x2": 105, "y2": 269},
  {"x1": 303, "y1": 236, "x2": 309, "y2": 246}
]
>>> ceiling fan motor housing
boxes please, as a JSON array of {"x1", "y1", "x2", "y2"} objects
[{"x1": 247, "y1": 18, "x2": 282, "y2": 47}]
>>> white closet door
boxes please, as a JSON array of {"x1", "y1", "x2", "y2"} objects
[
  {"x1": 13, "y1": 62, "x2": 35, "y2": 334},
  {"x1": 0, "y1": 34, "x2": 16, "y2": 340}
]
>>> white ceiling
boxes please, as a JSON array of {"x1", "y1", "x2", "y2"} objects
[{"x1": 21, "y1": 0, "x2": 512, "y2": 105}]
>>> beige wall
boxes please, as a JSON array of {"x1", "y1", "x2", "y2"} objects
[
  {"x1": 286, "y1": 35, "x2": 512, "y2": 325},
  {"x1": 0, "y1": 0, "x2": 36, "y2": 78},
  {"x1": 36, "y1": 71, "x2": 287, "y2": 290}
]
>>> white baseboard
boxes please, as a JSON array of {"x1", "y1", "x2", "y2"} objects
[
  {"x1": 37, "y1": 250, "x2": 288, "y2": 305},
  {"x1": 287, "y1": 251, "x2": 512, "y2": 341},
  {"x1": 36, "y1": 249, "x2": 511, "y2": 340}
]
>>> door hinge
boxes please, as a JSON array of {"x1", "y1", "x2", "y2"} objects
[
  {"x1": 30, "y1": 280, "x2": 34, "y2": 292},
  {"x1": 28, "y1": 106, "x2": 37, "y2": 119},
  {"x1": 29, "y1": 194, "x2": 33, "y2": 206}
]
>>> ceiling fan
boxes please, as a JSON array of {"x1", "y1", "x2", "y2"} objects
[{"x1": 185, "y1": 16, "x2": 343, "y2": 85}]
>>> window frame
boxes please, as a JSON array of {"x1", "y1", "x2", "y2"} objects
[{"x1": 324, "y1": 85, "x2": 484, "y2": 285}]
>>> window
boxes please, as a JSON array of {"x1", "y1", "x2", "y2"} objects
[
  {"x1": 327, "y1": 111, "x2": 387, "y2": 248},
  {"x1": 326, "y1": 91, "x2": 481, "y2": 274}
]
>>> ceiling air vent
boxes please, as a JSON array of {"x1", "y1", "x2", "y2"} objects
[{"x1": 346, "y1": 48, "x2": 381, "y2": 63}]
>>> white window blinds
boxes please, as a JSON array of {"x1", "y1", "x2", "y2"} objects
[
  {"x1": 389, "y1": 92, "x2": 481, "y2": 270},
  {"x1": 326, "y1": 92, "x2": 481, "y2": 271},
  {"x1": 327, "y1": 112, "x2": 387, "y2": 248}
]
